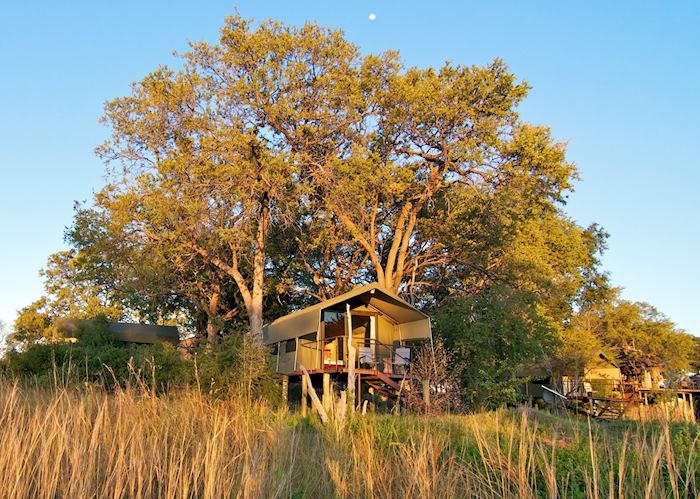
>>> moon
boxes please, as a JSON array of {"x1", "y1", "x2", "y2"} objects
[{"x1": 368, "y1": 13, "x2": 377, "y2": 21}]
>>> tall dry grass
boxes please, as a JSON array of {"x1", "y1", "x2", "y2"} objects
[{"x1": 0, "y1": 380, "x2": 698, "y2": 498}]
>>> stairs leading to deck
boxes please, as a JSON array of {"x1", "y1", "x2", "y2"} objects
[
  {"x1": 590, "y1": 398, "x2": 636, "y2": 420},
  {"x1": 563, "y1": 396, "x2": 637, "y2": 420},
  {"x1": 362, "y1": 371, "x2": 426, "y2": 408},
  {"x1": 363, "y1": 371, "x2": 403, "y2": 398},
  {"x1": 541, "y1": 384, "x2": 637, "y2": 420}
]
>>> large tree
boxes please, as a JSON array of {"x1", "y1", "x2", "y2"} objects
[
  {"x1": 293, "y1": 62, "x2": 581, "y2": 304},
  {"x1": 97, "y1": 17, "x2": 385, "y2": 341},
  {"x1": 86, "y1": 16, "x2": 592, "y2": 342}
]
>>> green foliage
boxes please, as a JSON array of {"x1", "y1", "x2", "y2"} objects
[
  {"x1": 42, "y1": 250, "x2": 123, "y2": 321},
  {"x1": 558, "y1": 289, "x2": 694, "y2": 376},
  {"x1": 691, "y1": 337, "x2": 700, "y2": 373},
  {"x1": 7, "y1": 298, "x2": 55, "y2": 349},
  {"x1": 435, "y1": 286, "x2": 558, "y2": 409},
  {"x1": 195, "y1": 334, "x2": 281, "y2": 402},
  {"x1": 7, "y1": 253, "x2": 124, "y2": 350},
  {"x1": 6, "y1": 319, "x2": 188, "y2": 391}
]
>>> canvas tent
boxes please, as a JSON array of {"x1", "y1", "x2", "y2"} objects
[{"x1": 264, "y1": 283, "x2": 431, "y2": 375}]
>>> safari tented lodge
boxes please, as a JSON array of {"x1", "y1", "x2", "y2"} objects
[
  {"x1": 522, "y1": 353, "x2": 700, "y2": 421},
  {"x1": 263, "y1": 283, "x2": 432, "y2": 411}
]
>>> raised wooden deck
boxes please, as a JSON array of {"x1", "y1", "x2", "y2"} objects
[{"x1": 302, "y1": 366, "x2": 405, "y2": 378}]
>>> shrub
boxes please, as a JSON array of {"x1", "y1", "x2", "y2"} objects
[
  {"x1": 195, "y1": 333, "x2": 281, "y2": 402},
  {"x1": 407, "y1": 339, "x2": 463, "y2": 414},
  {"x1": 434, "y1": 286, "x2": 557, "y2": 410},
  {"x1": 5, "y1": 319, "x2": 190, "y2": 391}
]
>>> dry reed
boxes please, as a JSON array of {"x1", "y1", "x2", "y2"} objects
[{"x1": 0, "y1": 381, "x2": 697, "y2": 498}]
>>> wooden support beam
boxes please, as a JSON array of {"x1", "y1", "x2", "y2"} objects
[
  {"x1": 357, "y1": 372, "x2": 362, "y2": 411},
  {"x1": 301, "y1": 373, "x2": 308, "y2": 416},
  {"x1": 346, "y1": 303, "x2": 356, "y2": 413},
  {"x1": 282, "y1": 375, "x2": 289, "y2": 405},
  {"x1": 690, "y1": 393, "x2": 695, "y2": 422},
  {"x1": 322, "y1": 373, "x2": 331, "y2": 413},
  {"x1": 422, "y1": 380, "x2": 430, "y2": 408},
  {"x1": 348, "y1": 346, "x2": 356, "y2": 413},
  {"x1": 300, "y1": 365, "x2": 329, "y2": 424}
]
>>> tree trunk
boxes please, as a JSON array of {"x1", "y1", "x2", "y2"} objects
[
  {"x1": 248, "y1": 197, "x2": 268, "y2": 343},
  {"x1": 206, "y1": 319, "x2": 220, "y2": 344},
  {"x1": 206, "y1": 289, "x2": 221, "y2": 344},
  {"x1": 248, "y1": 301, "x2": 264, "y2": 343}
]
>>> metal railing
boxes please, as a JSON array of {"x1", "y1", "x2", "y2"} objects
[{"x1": 298, "y1": 337, "x2": 411, "y2": 375}]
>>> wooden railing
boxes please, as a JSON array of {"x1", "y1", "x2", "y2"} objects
[
  {"x1": 298, "y1": 338, "x2": 411, "y2": 375},
  {"x1": 559, "y1": 378, "x2": 639, "y2": 400}
]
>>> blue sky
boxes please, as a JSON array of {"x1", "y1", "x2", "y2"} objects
[{"x1": 0, "y1": 1, "x2": 698, "y2": 334}]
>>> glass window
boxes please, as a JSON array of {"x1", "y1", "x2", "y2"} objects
[{"x1": 285, "y1": 339, "x2": 296, "y2": 353}]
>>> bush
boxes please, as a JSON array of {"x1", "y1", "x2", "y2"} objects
[
  {"x1": 4, "y1": 319, "x2": 279, "y2": 402},
  {"x1": 434, "y1": 286, "x2": 558, "y2": 410},
  {"x1": 195, "y1": 333, "x2": 281, "y2": 402},
  {"x1": 407, "y1": 339, "x2": 463, "y2": 414},
  {"x1": 5, "y1": 319, "x2": 190, "y2": 391}
]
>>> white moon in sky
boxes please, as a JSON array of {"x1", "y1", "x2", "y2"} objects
[{"x1": 368, "y1": 13, "x2": 377, "y2": 21}]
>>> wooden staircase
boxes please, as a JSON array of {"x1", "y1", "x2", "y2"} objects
[
  {"x1": 362, "y1": 371, "x2": 424, "y2": 407},
  {"x1": 564, "y1": 396, "x2": 637, "y2": 420},
  {"x1": 363, "y1": 371, "x2": 404, "y2": 398},
  {"x1": 542, "y1": 384, "x2": 638, "y2": 420},
  {"x1": 590, "y1": 397, "x2": 636, "y2": 420}
]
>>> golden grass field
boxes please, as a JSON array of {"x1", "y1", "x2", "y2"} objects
[{"x1": 0, "y1": 381, "x2": 698, "y2": 498}]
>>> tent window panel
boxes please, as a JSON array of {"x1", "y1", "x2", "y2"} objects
[
  {"x1": 285, "y1": 339, "x2": 296, "y2": 353},
  {"x1": 323, "y1": 310, "x2": 346, "y2": 338},
  {"x1": 299, "y1": 332, "x2": 317, "y2": 341}
]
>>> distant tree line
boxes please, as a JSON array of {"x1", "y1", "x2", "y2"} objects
[{"x1": 2, "y1": 16, "x2": 694, "y2": 409}]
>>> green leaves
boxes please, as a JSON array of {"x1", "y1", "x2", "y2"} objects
[{"x1": 435, "y1": 286, "x2": 557, "y2": 409}]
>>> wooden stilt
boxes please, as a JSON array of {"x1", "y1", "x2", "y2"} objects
[
  {"x1": 690, "y1": 393, "x2": 695, "y2": 422},
  {"x1": 357, "y1": 372, "x2": 362, "y2": 411},
  {"x1": 300, "y1": 365, "x2": 329, "y2": 424},
  {"x1": 322, "y1": 373, "x2": 331, "y2": 413},
  {"x1": 347, "y1": 346, "x2": 356, "y2": 413},
  {"x1": 301, "y1": 374, "x2": 308, "y2": 416},
  {"x1": 346, "y1": 303, "x2": 356, "y2": 413},
  {"x1": 369, "y1": 387, "x2": 376, "y2": 412},
  {"x1": 282, "y1": 375, "x2": 289, "y2": 405}
]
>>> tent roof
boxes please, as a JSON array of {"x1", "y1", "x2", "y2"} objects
[
  {"x1": 263, "y1": 283, "x2": 429, "y2": 344},
  {"x1": 56, "y1": 318, "x2": 180, "y2": 345},
  {"x1": 107, "y1": 322, "x2": 180, "y2": 345}
]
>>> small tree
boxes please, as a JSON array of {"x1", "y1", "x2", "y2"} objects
[{"x1": 408, "y1": 339, "x2": 463, "y2": 414}]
